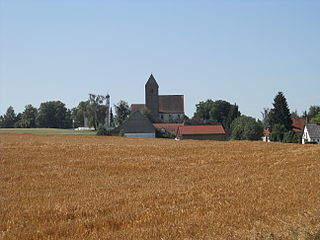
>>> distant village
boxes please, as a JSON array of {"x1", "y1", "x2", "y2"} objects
[{"x1": 1, "y1": 74, "x2": 320, "y2": 144}]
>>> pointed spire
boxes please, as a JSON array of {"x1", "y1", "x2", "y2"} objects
[{"x1": 145, "y1": 74, "x2": 159, "y2": 88}]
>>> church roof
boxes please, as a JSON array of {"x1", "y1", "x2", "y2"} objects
[
  {"x1": 158, "y1": 95, "x2": 184, "y2": 114},
  {"x1": 145, "y1": 74, "x2": 159, "y2": 88}
]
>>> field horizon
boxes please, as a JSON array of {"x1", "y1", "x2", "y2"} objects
[{"x1": 1, "y1": 133, "x2": 320, "y2": 239}]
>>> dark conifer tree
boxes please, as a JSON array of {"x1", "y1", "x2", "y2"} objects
[{"x1": 269, "y1": 92, "x2": 292, "y2": 131}]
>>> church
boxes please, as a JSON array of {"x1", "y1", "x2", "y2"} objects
[{"x1": 131, "y1": 74, "x2": 185, "y2": 122}]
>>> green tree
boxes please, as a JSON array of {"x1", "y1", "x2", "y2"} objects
[
  {"x1": 269, "y1": 124, "x2": 286, "y2": 142},
  {"x1": 269, "y1": 92, "x2": 292, "y2": 131},
  {"x1": 16, "y1": 104, "x2": 38, "y2": 128},
  {"x1": 230, "y1": 115, "x2": 263, "y2": 140},
  {"x1": 261, "y1": 108, "x2": 271, "y2": 129},
  {"x1": 110, "y1": 107, "x2": 114, "y2": 127},
  {"x1": 114, "y1": 100, "x2": 130, "y2": 126},
  {"x1": 96, "y1": 124, "x2": 110, "y2": 136},
  {"x1": 282, "y1": 131, "x2": 299, "y2": 143},
  {"x1": 2, "y1": 106, "x2": 17, "y2": 128},
  {"x1": 36, "y1": 101, "x2": 71, "y2": 128},
  {"x1": 307, "y1": 105, "x2": 320, "y2": 119},
  {"x1": 87, "y1": 94, "x2": 106, "y2": 130},
  {"x1": 140, "y1": 107, "x2": 154, "y2": 122},
  {"x1": 71, "y1": 101, "x2": 89, "y2": 128},
  {"x1": 193, "y1": 100, "x2": 240, "y2": 129},
  {"x1": 310, "y1": 112, "x2": 320, "y2": 123}
]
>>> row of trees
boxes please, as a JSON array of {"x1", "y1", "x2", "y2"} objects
[{"x1": 0, "y1": 95, "x2": 131, "y2": 130}]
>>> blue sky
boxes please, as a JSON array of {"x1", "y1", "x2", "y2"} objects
[{"x1": 1, "y1": 0, "x2": 319, "y2": 119}]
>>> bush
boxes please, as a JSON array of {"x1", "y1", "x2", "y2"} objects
[
  {"x1": 282, "y1": 131, "x2": 300, "y2": 143},
  {"x1": 96, "y1": 125, "x2": 110, "y2": 136},
  {"x1": 119, "y1": 129, "x2": 125, "y2": 137}
]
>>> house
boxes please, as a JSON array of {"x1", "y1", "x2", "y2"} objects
[
  {"x1": 176, "y1": 125, "x2": 226, "y2": 140},
  {"x1": 112, "y1": 111, "x2": 156, "y2": 138},
  {"x1": 130, "y1": 74, "x2": 184, "y2": 122},
  {"x1": 302, "y1": 123, "x2": 320, "y2": 144},
  {"x1": 262, "y1": 128, "x2": 270, "y2": 142}
]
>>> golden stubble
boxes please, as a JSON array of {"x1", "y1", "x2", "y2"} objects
[{"x1": 0, "y1": 133, "x2": 320, "y2": 240}]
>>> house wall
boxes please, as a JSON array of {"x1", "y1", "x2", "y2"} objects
[
  {"x1": 124, "y1": 133, "x2": 155, "y2": 138},
  {"x1": 159, "y1": 113, "x2": 184, "y2": 122},
  {"x1": 180, "y1": 134, "x2": 226, "y2": 141}
]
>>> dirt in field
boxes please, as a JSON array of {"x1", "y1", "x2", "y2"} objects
[{"x1": 1, "y1": 133, "x2": 320, "y2": 240}]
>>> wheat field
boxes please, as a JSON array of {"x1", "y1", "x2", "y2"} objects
[{"x1": 1, "y1": 133, "x2": 320, "y2": 240}]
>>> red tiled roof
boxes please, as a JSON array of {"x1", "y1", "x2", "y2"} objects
[
  {"x1": 178, "y1": 125, "x2": 225, "y2": 135},
  {"x1": 153, "y1": 123, "x2": 184, "y2": 135},
  {"x1": 292, "y1": 118, "x2": 306, "y2": 133}
]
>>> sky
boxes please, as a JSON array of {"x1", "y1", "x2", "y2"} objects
[{"x1": 1, "y1": 0, "x2": 320, "y2": 119}]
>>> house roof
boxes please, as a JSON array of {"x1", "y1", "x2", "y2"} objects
[
  {"x1": 158, "y1": 95, "x2": 184, "y2": 114},
  {"x1": 305, "y1": 123, "x2": 320, "y2": 139},
  {"x1": 153, "y1": 123, "x2": 184, "y2": 135},
  {"x1": 292, "y1": 118, "x2": 306, "y2": 133},
  {"x1": 114, "y1": 111, "x2": 155, "y2": 133},
  {"x1": 178, "y1": 125, "x2": 225, "y2": 135},
  {"x1": 130, "y1": 104, "x2": 146, "y2": 112}
]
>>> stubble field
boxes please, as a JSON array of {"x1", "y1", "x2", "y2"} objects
[{"x1": 1, "y1": 133, "x2": 320, "y2": 240}]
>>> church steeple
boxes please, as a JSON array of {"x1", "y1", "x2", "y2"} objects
[{"x1": 145, "y1": 74, "x2": 159, "y2": 121}]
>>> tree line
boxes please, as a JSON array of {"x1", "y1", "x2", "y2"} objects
[{"x1": 1, "y1": 92, "x2": 319, "y2": 143}]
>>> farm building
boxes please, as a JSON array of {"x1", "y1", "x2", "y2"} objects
[
  {"x1": 112, "y1": 111, "x2": 156, "y2": 138},
  {"x1": 176, "y1": 125, "x2": 226, "y2": 140},
  {"x1": 302, "y1": 123, "x2": 320, "y2": 144},
  {"x1": 130, "y1": 74, "x2": 185, "y2": 122}
]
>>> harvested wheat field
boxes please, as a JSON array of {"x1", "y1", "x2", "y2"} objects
[{"x1": 1, "y1": 133, "x2": 320, "y2": 240}]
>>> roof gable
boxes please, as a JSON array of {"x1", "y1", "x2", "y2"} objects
[
  {"x1": 292, "y1": 118, "x2": 306, "y2": 133},
  {"x1": 115, "y1": 111, "x2": 155, "y2": 133}
]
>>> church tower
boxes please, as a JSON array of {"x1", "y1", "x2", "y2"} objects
[{"x1": 145, "y1": 74, "x2": 159, "y2": 121}]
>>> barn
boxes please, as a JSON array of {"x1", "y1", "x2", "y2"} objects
[
  {"x1": 176, "y1": 125, "x2": 226, "y2": 140},
  {"x1": 112, "y1": 111, "x2": 156, "y2": 138}
]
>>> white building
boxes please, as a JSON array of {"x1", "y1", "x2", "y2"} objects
[{"x1": 302, "y1": 123, "x2": 320, "y2": 144}]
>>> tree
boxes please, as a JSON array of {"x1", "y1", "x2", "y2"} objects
[
  {"x1": 269, "y1": 92, "x2": 292, "y2": 131},
  {"x1": 310, "y1": 112, "x2": 320, "y2": 123},
  {"x1": 193, "y1": 100, "x2": 240, "y2": 129},
  {"x1": 307, "y1": 105, "x2": 320, "y2": 119},
  {"x1": 230, "y1": 115, "x2": 263, "y2": 141},
  {"x1": 36, "y1": 101, "x2": 71, "y2": 128},
  {"x1": 71, "y1": 101, "x2": 89, "y2": 128},
  {"x1": 269, "y1": 124, "x2": 286, "y2": 142},
  {"x1": 16, "y1": 104, "x2": 38, "y2": 128},
  {"x1": 96, "y1": 124, "x2": 110, "y2": 136},
  {"x1": 86, "y1": 94, "x2": 106, "y2": 130},
  {"x1": 110, "y1": 107, "x2": 114, "y2": 127},
  {"x1": 114, "y1": 100, "x2": 130, "y2": 126},
  {"x1": 282, "y1": 131, "x2": 299, "y2": 143},
  {"x1": 140, "y1": 107, "x2": 154, "y2": 122},
  {"x1": 261, "y1": 108, "x2": 271, "y2": 129},
  {"x1": 2, "y1": 106, "x2": 17, "y2": 128},
  {"x1": 290, "y1": 110, "x2": 300, "y2": 118}
]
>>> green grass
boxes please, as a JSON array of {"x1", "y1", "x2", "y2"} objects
[{"x1": 0, "y1": 128, "x2": 97, "y2": 135}]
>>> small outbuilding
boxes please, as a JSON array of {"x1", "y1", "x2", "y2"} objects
[
  {"x1": 302, "y1": 123, "x2": 320, "y2": 144},
  {"x1": 112, "y1": 111, "x2": 156, "y2": 138},
  {"x1": 176, "y1": 125, "x2": 226, "y2": 140}
]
